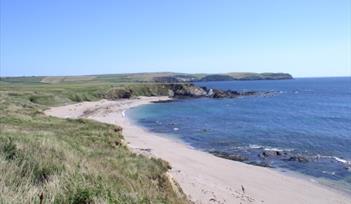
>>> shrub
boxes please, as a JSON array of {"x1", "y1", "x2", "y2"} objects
[
  {"x1": 2, "y1": 138, "x2": 17, "y2": 160},
  {"x1": 70, "y1": 188, "x2": 95, "y2": 204}
]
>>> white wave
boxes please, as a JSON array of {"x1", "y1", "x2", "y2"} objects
[
  {"x1": 333, "y1": 157, "x2": 351, "y2": 165},
  {"x1": 248, "y1": 144, "x2": 264, "y2": 149},
  {"x1": 317, "y1": 155, "x2": 351, "y2": 165},
  {"x1": 264, "y1": 147, "x2": 294, "y2": 152},
  {"x1": 264, "y1": 147, "x2": 283, "y2": 151},
  {"x1": 247, "y1": 144, "x2": 294, "y2": 152},
  {"x1": 322, "y1": 171, "x2": 336, "y2": 176}
]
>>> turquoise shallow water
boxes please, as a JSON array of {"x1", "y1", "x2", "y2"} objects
[{"x1": 128, "y1": 77, "x2": 351, "y2": 189}]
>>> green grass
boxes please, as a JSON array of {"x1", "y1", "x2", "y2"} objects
[
  {"x1": 0, "y1": 82, "x2": 188, "y2": 204},
  {"x1": 1, "y1": 71, "x2": 292, "y2": 85}
]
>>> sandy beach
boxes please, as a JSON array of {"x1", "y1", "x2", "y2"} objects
[{"x1": 45, "y1": 97, "x2": 351, "y2": 204}]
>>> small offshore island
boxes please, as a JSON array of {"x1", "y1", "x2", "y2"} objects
[{"x1": 1, "y1": 72, "x2": 350, "y2": 204}]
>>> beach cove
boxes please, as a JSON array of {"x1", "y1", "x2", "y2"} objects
[{"x1": 45, "y1": 96, "x2": 351, "y2": 204}]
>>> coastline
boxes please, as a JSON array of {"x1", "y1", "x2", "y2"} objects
[{"x1": 45, "y1": 97, "x2": 351, "y2": 204}]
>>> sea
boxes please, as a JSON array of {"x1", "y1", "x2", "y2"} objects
[{"x1": 128, "y1": 77, "x2": 351, "y2": 191}]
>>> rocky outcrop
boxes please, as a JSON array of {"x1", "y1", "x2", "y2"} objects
[
  {"x1": 169, "y1": 84, "x2": 208, "y2": 98},
  {"x1": 287, "y1": 155, "x2": 309, "y2": 163},
  {"x1": 168, "y1": 84, "x2": 271, "y2": 99},
  {"x1": 259, "y1": 150, "x2": 283, "y2": 157},
  {"x1": 103, "y1": 83, "x2": 274, "y2": 100},
  {"x1": 257, "y1": 149, "x2": 310, "y2": 163},
  {"x1": 209, "y1": 151, "x2": 248, "y2": 162}
]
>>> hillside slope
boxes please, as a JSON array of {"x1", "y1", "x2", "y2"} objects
[
  {"x1": 0, "y1": 82, "x2": 189, "y2": 204},
  {"x1": 1, "y1": 72, "x2": 293, "y2": 84}
]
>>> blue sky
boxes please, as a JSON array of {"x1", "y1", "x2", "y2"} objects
[{"x1": 1, "y1": 0, "x2": 350, "y2": 77}]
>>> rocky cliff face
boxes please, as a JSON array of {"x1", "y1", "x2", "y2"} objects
[
  {"x1": 167, "y1": 84, "x2": 271, "y2": 98},
  {"x1": 167, "y1": 84, "x2": 207, "y2": 97},
  {"x1": 103, "y1": 83, "x2": 273, "y2": 100}
]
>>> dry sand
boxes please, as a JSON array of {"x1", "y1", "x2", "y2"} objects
[{"x1": 45, "y1": 96, "x2": 351, "y2": 204}]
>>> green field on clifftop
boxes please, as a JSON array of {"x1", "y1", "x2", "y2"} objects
[{"x1": 1, "y1": 72, "x2": 292, "y2": 84}]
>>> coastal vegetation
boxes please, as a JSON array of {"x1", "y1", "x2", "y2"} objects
[
  {"x1": 1, "y1": 75, "x2": 350, "y2": 204},
  {"x1": 0, "y1": 73, "x2": 289, "y2": 203},
  {"x1": 0, "y1": 72, "x2": 293, "y2": 84},
  {"x1": 0, "y1": 80, "x2": 189, "y2": 203}
]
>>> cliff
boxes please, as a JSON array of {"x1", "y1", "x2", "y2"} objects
[{"x1": 103, "y1": 83, "x2": 273, "y2": 100}]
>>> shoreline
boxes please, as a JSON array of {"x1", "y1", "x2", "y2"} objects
[{"x1": 45, "y1": 97, "x2": 351, "y2": 204}]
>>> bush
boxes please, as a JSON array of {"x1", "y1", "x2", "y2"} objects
[
  {"x1": 2, "y1": 138, "x2": 17, "y2": 160},
  {"x1": 29, "y1": 95, "x2": 55, "y2": 105},
  {"x1": 70, "y1": 188, "x2": 95, "y2": 204},
  {"x1": 104, "y1": 88, "x2": 132, "y2": 100}
]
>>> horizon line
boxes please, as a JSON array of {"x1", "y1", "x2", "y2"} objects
[{"x1": 1, "y1": 71, "x2": 351, "y2": 78}]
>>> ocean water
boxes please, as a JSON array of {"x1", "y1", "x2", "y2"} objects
[{"x1": 128, "y1": 77, "x2": 351, "y2": 188}]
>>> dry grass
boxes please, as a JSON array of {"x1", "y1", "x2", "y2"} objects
[{"x1": 41, "y1": 76, "x2": 97, "y2": 84}]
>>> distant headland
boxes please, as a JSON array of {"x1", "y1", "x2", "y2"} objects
[{"x1": 1, "y1": 72, "x2": 293, "y2": 84}]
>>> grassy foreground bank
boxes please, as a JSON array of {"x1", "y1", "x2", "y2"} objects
[{"x1": 0, "y1": 81, "x2": 188, "y2": 203}]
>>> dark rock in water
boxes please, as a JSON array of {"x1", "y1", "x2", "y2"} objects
[
  {"x1": 152, "y1": 99, "x2": 174, "y2": 103},
  {"x1": 209, "y1": 151, "x2": 248, "y2": 162},
  {"x1": 288, "y1": 155, "x2": 309, "y2": 163},
  {"x1": 209, "y1": 89, "x2": 241, "y2": 98},
  {"x1": 211, "y1": 89, "x2": 226, "y2": 98},
  {"x1": 261, "y1": 150, "x2": 282, "y2": 157},
  {"x1": 242, "y1": 91, "x2": 256, "y2": 96}
]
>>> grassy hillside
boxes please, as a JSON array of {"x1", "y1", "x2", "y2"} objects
[
  {"x1": 0, "y1": 71, "x2": 292, "y2": 84},
  {"x1": 227, "y1": 72, "x2": 293, "y2": 80},
  {"x1": 0, "y1": 72, "x2": 291, "y2": 203},
  {"x1": 0, "y1": 81, "x2": 188, "y2": 204}
]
